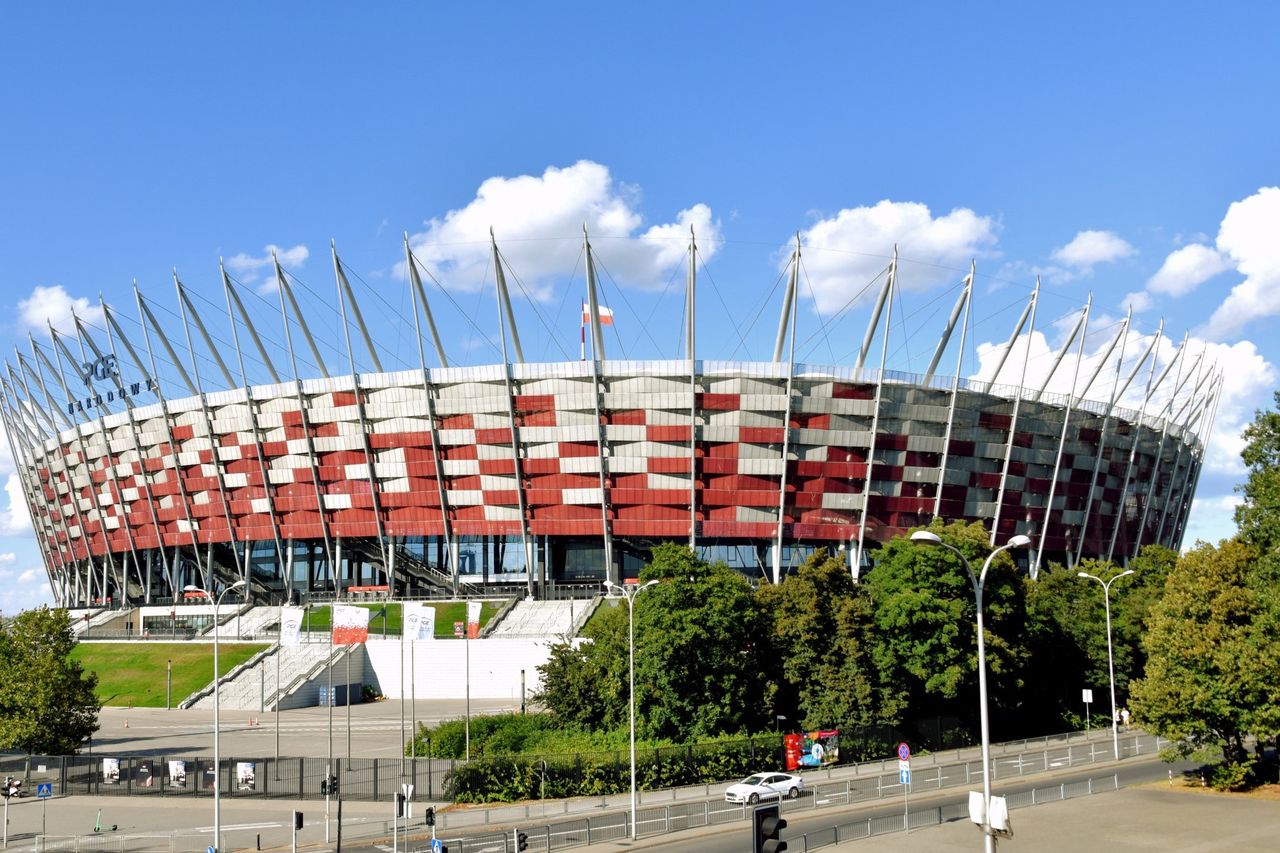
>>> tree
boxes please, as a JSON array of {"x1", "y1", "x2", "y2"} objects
[
  {"x1": 863, "y1": 520, "x2": 1030, "y2": 732},
  {"x1": 633, "y1": 544, "x2": 763, "y2": 739},
  {"x1": 756, "y1": 550, "x2": 900, "y2": 733},
  {"x1": 1129, "y1": 539, "x2": 1280, "y2": 785},
  {"x1": 1236, "y1": 391, "x2": 1280, "y2": 551},
  {"x1": 536, "y1": 544, "x2": 763, "y2": 741},
  {"x1": 0, "y1": 607, "x2": 100, "y2": 754}
]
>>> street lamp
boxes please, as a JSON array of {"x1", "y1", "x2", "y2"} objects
[
  {"x1": 909, "y1": 531, "x2": 1031, "y2": 853},
  {"x1": 603, "y1": 579, "x2": 659, "y2": 840},
  {"x1": 184, "y1": 580, "x2": 247, "y2": 853},
  {"x1": 1077, "y1": 569, "x2": 1134, "y2": 761}
]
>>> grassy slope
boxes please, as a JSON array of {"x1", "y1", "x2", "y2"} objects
[{"x1": 71, "y1": 642, "x2": 268, "y2": 708}]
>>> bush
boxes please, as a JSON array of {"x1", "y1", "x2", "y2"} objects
[{"x1": 1209, "y1": 757, "x2": 1256, "y2": 791}]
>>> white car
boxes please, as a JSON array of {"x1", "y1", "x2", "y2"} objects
[{"x1": 724, "y1": 772, "x2": 803, "y2": 804}]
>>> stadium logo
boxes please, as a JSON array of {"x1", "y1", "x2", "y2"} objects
[
  {"x1": 79, "y1": 355, "x2": 120, "y2": 385},
  {"x1": 68, "y1": 354, "x2": 157, "y2": 414}
]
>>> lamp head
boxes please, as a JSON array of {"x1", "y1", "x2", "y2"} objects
[
  {"x1": 1006, "y1": 534, "x2": 1032, "y2": 548},
  {"x1": 1118, "y1": 569, "x2": 1135, "y2": 579},
  {"x1": 1077, "y1": 572, "x2": 1091, "y2": 579},
  {"x1": 228, "y1": 580, "x2": 247, "y2": 590},
  {"x1": 909, "y1": 530, "x2": 943, "y2": 546}
]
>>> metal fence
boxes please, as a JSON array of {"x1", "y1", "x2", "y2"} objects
[
  {"x1": 36, "y1": 837, "x2": 175, "y2": 853},
  {"x1": 0, "y1": 754, "x2": 453, "y2": 803}
]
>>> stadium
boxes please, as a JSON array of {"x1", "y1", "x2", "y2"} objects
[{"x1": 1, "y1": 234, "x2": 1219, "y2": 608}]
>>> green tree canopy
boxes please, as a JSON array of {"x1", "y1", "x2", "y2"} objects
[
  {"x1": 0, "y1": 607, "x2": 100, "y2": 754},
  {"x1": 1129, "y1": 539, "x2": 1280, "y2": 768},
  {"x1": 1236, "y1": 390, "x2": 1280, "y2": 551},
  {"x1": 756, "y1": 549, "x2": 901, "y2": 733},
  {"x1": 863, "y1": 520, "x2": 1030, "y2": 729}
]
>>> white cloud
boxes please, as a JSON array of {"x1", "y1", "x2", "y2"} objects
[
  {"x1": 0, "y1": 473, "x2": 33, "y2": 536},
  {"x1": 17, "y1": 568, "x2": 40, "y2": 583},
  {"x1": 17, "y1": 285, "x2": 104, "y2": 334},
  {"x1": 1183, "y1": 493, "x2": 1244, "y2": 548},
  {"x1": 1146, "y1": 243, "x2": 1232, "y2": 297},
  {"x1": 1050, "y1": 230, "x2": 1136, "y2": 275},
  {"x1": 225, "y1": 244, "x2": 310, "y2": 293},
  {"x1": 0, "y1": 552, "x2": 14, "y2": 563},
  {"x1": 794, "y1": 200, "x2": 999, "y2": 314},
  {"x1": 1202, "y1": 186, "x2": 1280, "y2": 338},
  {"x1": 405, "y1": 161, "x2": 721, "y2": 299}
]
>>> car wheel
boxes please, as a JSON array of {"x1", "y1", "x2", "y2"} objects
[
  {"x1": 748, "y1": 793, "x2": 759, "y2": 805},
  {"x1": 788, "y1": 786, "x2": 800, "y2": 799}
]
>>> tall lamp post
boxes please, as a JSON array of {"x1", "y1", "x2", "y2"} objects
[
  {"x1": 603, "y1": 579, "x2": 658, "y2": 840},
  {"x1": 1077, "y1": 569, "x2": 1134, "y2": 761},
  {"x1": 184, "y1": 580, "x2": 247, "y2": 853},
  {"x1": 910, "y1": 531, "x2": 1031, "y2": 853}
]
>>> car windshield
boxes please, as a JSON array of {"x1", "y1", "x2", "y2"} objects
[{"x1": 741, "y1": 774, "x2": 768, "y2": 785}]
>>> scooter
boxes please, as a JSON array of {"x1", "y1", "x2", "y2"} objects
[
  {"x1": 93, "y1": 808, "x2": 118, "y2": 833},
  {"x1": 3, "y1": 777, "x2": 28, "y2": 798}
]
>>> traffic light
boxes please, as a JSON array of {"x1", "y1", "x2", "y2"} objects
[
  {"x1": 293, "y1": 811, "x2": 304, "y2": 831},
  {"x1": 515, "y1": 830, "x2": 529, "y2": 851},
  {"x1": 424, "y1": 806, "x2": 435, "y2": 827},
  {"x1": 320, "y1": 775, "x2": 339, "y2": 796},
  {"x1": 753, "y1": 803, "x2": 787, "y2": 853},
  {"x1": 396, "y1": 793, "x2": 406, "y2": 818}
]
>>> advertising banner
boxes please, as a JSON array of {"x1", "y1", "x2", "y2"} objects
[
  {"x1": 280, "y1": 606, "x2": 304, "y2": 647},
  {"x1": 466, "y1": 600, "x2": 482, "y2": 639},
  {"x1": 168, "y1": 760, "x2": 187, "y2": 787},
  {"x1": 236, "y1": 762, "x2": 256, "y2": 791},
  {"x1": 332, "y1": 604, "x2": 370, "y2": 645},
  {"x1": 101, "y1": 758, "x2": 120, "y2": 784},
  {"x1": 783, "y1": 729, "x2": 841, "y2": 770},
  {"x1": 403, "y1": 602, "x2": 436, "y2": 642}
]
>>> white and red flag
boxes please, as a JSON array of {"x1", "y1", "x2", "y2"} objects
[
  {"x1": 332, "y1": 604, "x2": 370, "y2": 645},
  {"x1": 581, "y1": 302, "x2": 615, "y2": 325}
]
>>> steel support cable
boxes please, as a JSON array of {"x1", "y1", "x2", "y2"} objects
[
  {"x1": 792, "y1": 268, "x2": 884, "y2": 356},
  {"x1": 726, "y1": 264, "x2": 790, "y2": 361},
  {"x1": 336, "y1": 260, "x2": 416, "y2": 373},
  {"x1": 796, "y1": 255, "x2": 838, "y2": 364},
  {"x1": 220, "y1": 272, "x2": 322, "y2": 381},
  {"x1": 405, "y1": 246, "x2": 505, "y2": 359},
  {"x1": 698, "y1": 261, "x2": 754, "y2": 359},
  {"x1": 535, "y1": 244, "x2": 585, "y2": 361},
  {"x1": 495, "y1": 247, "x2": 575, "y2": 362},
  {"x1": 182, "y1": 282, "x2": 283, "y2": 382}
]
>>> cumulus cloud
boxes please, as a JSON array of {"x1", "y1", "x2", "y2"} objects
[
  {"x1": 1051, "y1": 230, "x2": 1136, "y2": 271},
  {"x1": 0, "y1": 552, "x2": 14, "y2": 563},
  {"x1": 0, "y1": 473, "x2": 33, "y2": 536},
  {"x1": 17, "y1": 285, "x2": 104, "y2": 334},
  {"x1": 17, "y1": 568, "x2": 40, "y2": 583},
  {"x1": 1125, "y1": 240, "x2": 1235, "y2": 315},
  {"x1": 404, "y1": 161, "x2": 721, "y2": 299},
  {"x1": 793, "y1": 200, "x2": 999, "y2": 314},
  {"x1": 1201, "y1": 186, "x2": 1280, "y2": 338},
  {"x1": 225, "y1": 244, "x2": 310, "y2": 293}
]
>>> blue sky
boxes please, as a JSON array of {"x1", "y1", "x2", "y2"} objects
[{"x1": 2, "y1": 2, "x2": 1277, "y2": 611}]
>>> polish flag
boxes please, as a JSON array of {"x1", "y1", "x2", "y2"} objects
[{"x1": 581, "y1": 303, "x2": 615, "y2": 325}]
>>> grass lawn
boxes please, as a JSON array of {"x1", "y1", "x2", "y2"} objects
[
  {"x1": 71, "y1": 642, "x2": 268, "y2": 708},
  {"x1": 295, "y1": 601, "x2": 502, "y2": 637}
]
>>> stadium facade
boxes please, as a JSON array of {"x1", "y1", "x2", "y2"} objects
[{"x1": 1, "y1": 234, "x2": 1220, "y2": 608}]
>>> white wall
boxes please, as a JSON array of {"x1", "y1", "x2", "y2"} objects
[{"x1": 364, "y1": 638, "x2": 554, "y2": 701}]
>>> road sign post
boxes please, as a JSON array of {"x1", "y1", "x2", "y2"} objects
[
  {"x1": 897, "y1": 742, "x2": 912, "y2": 832},
  {"x1": 1082, "y1": 688, "x2": 1094, "y2": 729},
  {"x1": 36, "y1": 782, "x2": 52, "y2": 836}
]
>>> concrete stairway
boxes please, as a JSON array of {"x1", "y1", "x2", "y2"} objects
[
  {"x1": 488, "y1": 599, "x2": 592, "y2": 638},
  {"x1": 186, "y1": 641, "x2": 351, "y2": 711},
  {"x1": 204, "y1": 606, "x2": 279, "y2": 639}
]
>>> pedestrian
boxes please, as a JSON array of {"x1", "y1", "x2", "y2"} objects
[{"x1": 1120, "y1": 708, "x2": 1131, "y2": 729}]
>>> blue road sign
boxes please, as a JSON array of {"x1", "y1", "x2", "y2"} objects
[
  {"x1": 431, "y1": 840, "x2": 442, "y2": 853},
  {"x1": 37, "y1": 783, "x2": 52, "y2": 798},
  {"x1": 208, "y1": 846, "x2": 217, "y2": 853},
  {"x1": 899, "y1": 768, "x2": 911, "y2": 785},
  {"x1": 897, "y1": 742, "x2": 911, "y2": 761}
]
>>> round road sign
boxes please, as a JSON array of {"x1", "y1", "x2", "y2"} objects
[{"x1": 897, "y1": 742, "x2": 911, "y2": 761}]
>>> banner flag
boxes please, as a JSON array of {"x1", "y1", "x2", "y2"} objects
[
  {"x1": 403, "y1": 602, "x2": 436, "y2": 642},
  {"x1": 466, "y1": 600, "x2": 482, "y2": 639},
  {"x1": 332, "y1": 604, "x2": 370, "y2": 645},
  {"x1": 581, "y1": 303, "x2": 615, "y2": 326},
  {"x1": 280, "y1": 606, "x2": 303, "y2": 647}
]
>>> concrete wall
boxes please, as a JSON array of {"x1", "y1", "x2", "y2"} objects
[{"x1": 363, "y1": 637, "x2": 553, "y2": 701}]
